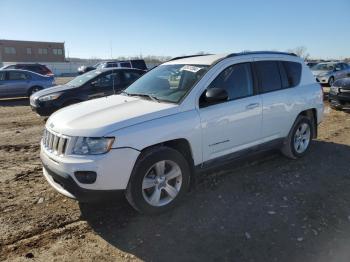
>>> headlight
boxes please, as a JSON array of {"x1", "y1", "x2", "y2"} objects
[
  {"x1": 72, "y1": 137, "x2": 115, "y2": 155},
  {"x1": 38, "y1": 93, "x2": 61, "y2": 102}
]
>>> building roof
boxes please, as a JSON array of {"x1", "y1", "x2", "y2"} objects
[{"x1": 0, "y1": 39, "x2": 64, "y2": 45}]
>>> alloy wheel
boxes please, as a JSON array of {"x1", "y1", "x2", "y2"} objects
[
  {"x1": 293, "y1": 123, "x2": 311, "y2": 154},
  {"x1": 142, "y1": 160, "x2": 182, "y2": 207}
]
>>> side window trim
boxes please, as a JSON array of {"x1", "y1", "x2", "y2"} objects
[{"x1": 199, "y1": 62, "x2": 256, "y2": 108}]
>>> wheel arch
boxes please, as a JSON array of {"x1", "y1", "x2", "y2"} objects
[
  {"x1": 139, "y1": 138, "x2": 195, "y2": 172},
  {"x1": 27, "y1": 85, "x2": 43, "y2": 96},
  {"x1": 297, "y1": 108, "x2": 317, "y2": 138}
]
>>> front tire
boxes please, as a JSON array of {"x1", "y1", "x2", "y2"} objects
[
  {"x1": 126, "y1": 146, "x2": 191, "y2": 214},
  {"x1": 281, "y1": 116, "x2": 313, "y2": 159}
]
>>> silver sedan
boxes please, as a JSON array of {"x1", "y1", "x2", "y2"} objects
[
  {"x1": 0, "y1": 69, "x2": 55, "y2": 98},
  {"x1": 311, "y1": 62, "x2": 350, "y2": 86}
]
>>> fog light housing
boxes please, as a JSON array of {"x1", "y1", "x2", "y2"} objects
[{"x1": 74, "y1": 171, "x2": 97, "y2": 184}]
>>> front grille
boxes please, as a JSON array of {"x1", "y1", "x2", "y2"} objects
[{"x1": 42, "y1": 129, "x2": 69, "y2": 155}]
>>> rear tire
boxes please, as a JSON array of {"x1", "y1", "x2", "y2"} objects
[
  {"x1": 126, "y1": 146, "x2": 191, "y2": 214},
  {"x1": 281, "y1": 116, "x2": 313, "y2": 159}
]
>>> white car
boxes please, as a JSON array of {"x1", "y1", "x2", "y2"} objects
[{"x1": 40, "y1": 52, "x2": 324, "y2": 214}]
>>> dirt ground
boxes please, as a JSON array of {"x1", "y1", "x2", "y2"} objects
[{"x1": 1, "y1": 83, "x2": 350, "y2": 261}]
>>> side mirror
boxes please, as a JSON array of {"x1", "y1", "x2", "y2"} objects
[{"x1": 205, "y1": 88, "x2": 228, "y2": 103}]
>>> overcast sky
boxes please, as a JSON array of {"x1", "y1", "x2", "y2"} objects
[{"x1": 1, "y1": 0, "x2": 349, "y2": 59}]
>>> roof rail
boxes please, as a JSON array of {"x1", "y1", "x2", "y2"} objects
[
  {"x1": 169, "y1": 54, "x2": 211, "y2": 61},
  {"x1": 226, "y1": 51, "x2": 297, "y2": 58}
]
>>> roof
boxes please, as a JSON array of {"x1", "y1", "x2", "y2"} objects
[
  {"x1": 163, "y1": 51, "x2": 299, "y2": 66},
  {"x1": 164, "y1": 54, "x2": 228, "y2": 65}
]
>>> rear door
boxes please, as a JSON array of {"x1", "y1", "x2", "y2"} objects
[{"x1": 254, "y1": 59, "x2": 302, "y2": 140}]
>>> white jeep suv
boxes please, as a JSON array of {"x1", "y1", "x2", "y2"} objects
[{"x1": 40, "y1": 52, "x2": 324, "y2": 214}]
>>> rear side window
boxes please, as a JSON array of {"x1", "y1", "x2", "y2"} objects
[
  {"x1": 281, "y1": 61, "x2": 302, "y2": 87},
  {"x1": 255, "y1": 61, "x2": 282, "y2": 93},
  {"x1": 8, "y1": 71, "x2": 28, "y2": 80},
  {"x1": 207, "y1": 63, "x2": 254, "y2": 100}
]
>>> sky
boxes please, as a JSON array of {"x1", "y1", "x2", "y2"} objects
[{"x1": 0, "y1": 0, "x2": 349, "y2": 59}]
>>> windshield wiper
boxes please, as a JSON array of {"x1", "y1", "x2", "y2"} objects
[{"x1": 122, "y1": 92, "x2": 160, "y2": 103}]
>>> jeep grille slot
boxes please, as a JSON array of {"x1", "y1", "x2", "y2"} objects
[{"x1": 42, "y1": 129, "x2": 69, "y2": 155}]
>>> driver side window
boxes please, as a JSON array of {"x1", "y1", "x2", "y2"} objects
[{"x1": 207, "y1": 63, "x2": 254, "y2": 101}]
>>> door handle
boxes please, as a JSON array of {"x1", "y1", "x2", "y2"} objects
[{"x1": 246, "y1": 103, "x2": 260, "y2": 110}]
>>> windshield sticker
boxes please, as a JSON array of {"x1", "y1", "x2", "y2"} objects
[{"x1": 180, "y1": 65, "x2": 202, "y2": 73}]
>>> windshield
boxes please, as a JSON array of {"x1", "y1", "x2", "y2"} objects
[
  {"x1": 312, "y1": 63, "x2": 335, "y2": 71},
  {"x1": 66, "y1": 70, "x2": 101, "y2": 87},
  {"x1": 124, "y1": 64, "x2": 209, "y2": 103}
]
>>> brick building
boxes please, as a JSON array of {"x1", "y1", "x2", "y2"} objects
[{"x1": 0, "y1": 39, "x2": 65, "y2": 62}]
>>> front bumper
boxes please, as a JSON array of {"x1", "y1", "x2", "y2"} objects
[
  {"x1": 30, "y1": 98, "x2": 59, "y2": 116},
  {"x1": 329, "y1": 91, "x2": 350, "y2": 108},
  {"x1": 40, "y1": 143, "x2": 140, "y2": 201},
  {"x1": 31, "y1": 105, "x2": 56, "y2": 116},
  {"x1": 42, "y1": 165, "x2": 124, "y2": 202}
]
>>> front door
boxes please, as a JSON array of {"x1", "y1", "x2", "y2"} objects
[{"x1": 198, "y1": 62, "x2": 263, "y2": 162}]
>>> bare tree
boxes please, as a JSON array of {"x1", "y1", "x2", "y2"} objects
[{"x1": 287, "y1": 46, "x2": 310, "y2": 60}]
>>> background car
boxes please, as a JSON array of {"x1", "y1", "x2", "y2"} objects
[
  {"x1": 1, "y1": 63, "x2": 54, "y2": 76},
  {"x1": 0, "y1": 69, "x2": 55, "y2": 98},
  {"x1": 78, "y1": 59, "x2": 147, "y2": 74},
  {"x1": 311, "y1": 62, "x2": 350, "y2": 86},
  {"x1": 329, "y1": 77, "x2": 350, "y2": 110},
  {"x1": 30, "y1": 67, "x2": 145, "y2": 116},
  {"x1": 97, "y1": 60, "x2": 147, "y2": 70},
  {"x1": 77, "y1": 62, "x2": 102, "y2": 75},
  {"x1": 306, "y1": 62, "x2": 319, "y2": 68}
]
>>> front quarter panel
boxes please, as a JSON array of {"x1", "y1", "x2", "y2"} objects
[{"x1": 106, "y1": 110, "x2": 202, "y2": 165}]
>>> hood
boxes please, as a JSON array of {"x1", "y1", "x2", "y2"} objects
[
  {"x1": 31, "y1": 84, "x2": 76, "y2": 99},
  {"x1": 311, "y1": 70, "x2": 330, "y2": 77},
  {"x1": 333, "y1": 77, "x2": 350, "y2": 89},
  {"x1": 46, "y1": 95, "x2": 179, "y2": 137}
]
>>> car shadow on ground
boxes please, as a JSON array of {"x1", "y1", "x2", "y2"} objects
[
  {"x1": 80, "y1": 140, "x2": 350, "y2": 262},
  {"x1": 0, "y1": 97, "x2": 29, "y2": 107}
]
